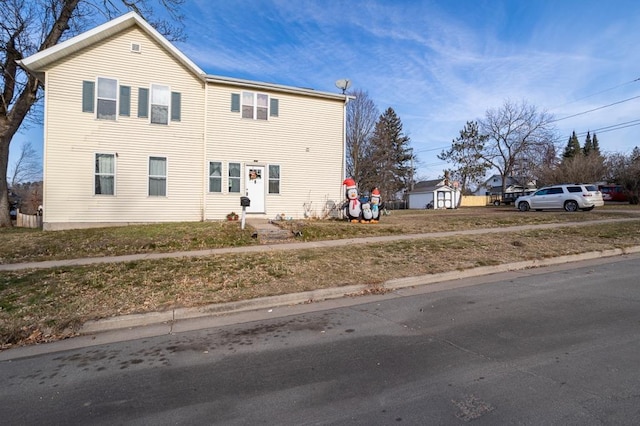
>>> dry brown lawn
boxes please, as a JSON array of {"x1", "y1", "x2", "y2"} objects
[{"x1": 2, "y1": 206, "x2": 640, "y2": 349}]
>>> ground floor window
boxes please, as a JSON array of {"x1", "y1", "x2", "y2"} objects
[
  {"x1": 228, "y1": 162, "x2": 241, "y2": 193},
  {"x1": 149, "y1": 156, "x2": 167, "y2": 196},
  {"x1": 209, "y1": 161, "x2": 222, "y2": 192},
  {"x1": 268, "y1": 164, "x2": 280, "y2": 194},
  {"x1": 95, "y1": 153, "x2": 115, "y2": 195}
]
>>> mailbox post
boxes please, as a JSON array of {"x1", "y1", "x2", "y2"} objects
[{"x1": 240, "y1": 196, "x2": 251, "y2": 230}]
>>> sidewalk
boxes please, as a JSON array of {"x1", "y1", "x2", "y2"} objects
[
  {"x1": 2, "y1": 217, "x2": 640, "y2": 359},
  {"x1": 2, "y1": 217, "x2": 639, "y2": 272}
]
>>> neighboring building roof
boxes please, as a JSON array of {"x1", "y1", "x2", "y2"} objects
[
  {"x1": 410, "y1": 179, "x2": 445, "y2": 192},
  {"x1": 409, "y1": 180, "x2": 457, "y2": 195},
  {"x1": 19, "y1": 12, "x2": 347, "y2": 102},
  {"x1": 412, "y1": 184, "x2": 454, "y2": 193}
]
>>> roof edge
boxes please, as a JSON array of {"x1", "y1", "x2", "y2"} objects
[
  {"x1": 19, "y1": 11, "x2": 205, "y2": 78},
  {"x1": 206, "y1": 74, "x2": 349, "y2": 101}
]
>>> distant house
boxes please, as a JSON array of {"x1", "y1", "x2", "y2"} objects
[
  {"x1": 474, "y1": 175, "x2": 536, "y2": 196},
  {"x1": 19, "y1": 12, "x2": 348, "y2": 230},
  {"x1": 408, "y1": 179, "x2": 459, "y2": 209}
]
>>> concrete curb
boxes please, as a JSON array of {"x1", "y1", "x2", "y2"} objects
[{"x1": 80, "y1": 245, "x2": 640, "y2": 334}]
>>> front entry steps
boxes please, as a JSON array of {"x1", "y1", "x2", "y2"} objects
[{"x1": 247, "y1": 219, "x2": 295, "y2": 243}]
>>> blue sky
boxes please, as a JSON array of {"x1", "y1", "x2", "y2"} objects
[{"x1": 11, "y1": 0, "x2": 640, "y2": 181}]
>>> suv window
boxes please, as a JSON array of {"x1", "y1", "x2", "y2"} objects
[
  {"x1": 567, "y1": 186, "x2": 582, "y2": 193},
  {"x1": 584, "y1": 185, "x2": 598, "y2": 192},
  {"x1": 547, "y1": 187, "x2": 564, "y2": 194}
]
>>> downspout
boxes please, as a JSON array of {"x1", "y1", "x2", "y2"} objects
[
  {"x1": 42, "y1": 71, "x2": 49, "y2": 229},
  {"x1": 342, "y1": 95, "x2": 351, "y2": 182},
  {"x1": 202, "y1": 77, "x2": 208, "y2": 221}
]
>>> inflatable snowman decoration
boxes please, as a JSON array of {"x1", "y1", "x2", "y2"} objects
[
  {"x1": 370, "y1": 187, "x2": 381, "y2": 223},
  {"x1": 343, "y1": 177, "x2": 362, "y2": 222}
]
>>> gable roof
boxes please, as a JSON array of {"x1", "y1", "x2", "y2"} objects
[
  {"x1": 19, "y1": 12, "x2": 348, "y2": 102},
  {"x1": 410, "y1": 179, "x2": 446, "y2": 193},
  {"x1": 18, "y1": 12, "x2": 205, "y2": 79}
]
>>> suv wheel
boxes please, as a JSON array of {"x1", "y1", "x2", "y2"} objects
[
  {"x1": 518, "y1": 201, "x2": 530, "y2": 212},
  {"x1": 564, "y1": 200, "x2": 579, "y2": 212}
]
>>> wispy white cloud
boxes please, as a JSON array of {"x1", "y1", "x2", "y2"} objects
[{"x1": 13, "y1": 0, "x2": 640, "y2": 179}]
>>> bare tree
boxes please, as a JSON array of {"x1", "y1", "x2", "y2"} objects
[
  {"x1": 346, "y1": 89, "x2": 378, "y2": 188},
  {"x1": 606, "y1": 148, "x2": 640, "y2": 204},
  {"x1": 0, "y1": 0, "x2": 185, "y2": 227},
  {"x1": 9, "y1": 141, "x2": 41, "y2": 187},
  {"x1": 479, "y1": 100, "x2": 556, "y2": 194},
  {"x1": 537, "y1": 152, "x2": 607, "y2": 186}
]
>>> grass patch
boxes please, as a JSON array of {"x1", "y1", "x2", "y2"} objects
[{"x1": 1, "y1": 208, "x2": 640, "y2": 349}]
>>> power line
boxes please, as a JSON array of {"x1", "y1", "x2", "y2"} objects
[
  {"x1": 548, "y1": 77, "x2": 640, "y2": 111},
  {"x1": 550, "y1": 95, "x2": 640, "y2": 123},
  {"x1": 553, "y1": 119, "x2": 640, "y2": 144}
]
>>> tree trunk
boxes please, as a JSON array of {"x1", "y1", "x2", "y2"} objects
[{"x1": 0, "y1": 128, "x2": 12, "y2": 226}]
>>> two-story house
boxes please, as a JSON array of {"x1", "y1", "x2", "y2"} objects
[{"x1": 19, "y1": 12, "x2": 348, "y2": 230}]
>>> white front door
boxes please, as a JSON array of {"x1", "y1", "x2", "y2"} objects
[{"x1": 245, "y1": 166, "x2": 265, "y2": 213}]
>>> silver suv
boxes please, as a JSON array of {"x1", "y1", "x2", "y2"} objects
[{"x1": 515, "y1": 184, "x2": 604, "y2": 212}]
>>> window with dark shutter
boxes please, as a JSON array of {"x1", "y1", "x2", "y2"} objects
[
  {"x1": 138, "y1": 87, "x2": 149, "y2": 118},
  {"x1": 119, "y1": 86, "x2": 131, "y2": 116},
  {"x1": 231, "y1": 93, "x2": 240, "y2": 112},
  {"x1": 270, "y1": 98, "x2": 279, "y2": 117},
  {"x1": 171, "y1": 92, "x2": 181, "y2": 121},
  {"x1": 82, "y1": 81, "x2": 95, "y2": 113}
]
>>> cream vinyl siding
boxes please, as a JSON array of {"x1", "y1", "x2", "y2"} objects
[
  {"x1": 41, "y1": 27, "x2": 205, "y2": 228},
  {"x1": 204, "y1": 84, "x2": 344, "y2": 220}
]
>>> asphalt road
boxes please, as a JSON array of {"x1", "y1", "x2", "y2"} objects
[{"x1": 2, "y1": 254, "x2": 640, "y2": 425}]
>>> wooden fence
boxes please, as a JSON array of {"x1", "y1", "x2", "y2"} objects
[
  {"x1": 460, "y1": 195, "x2": 491, "y2": 207},
  {"x1": 16, "y1": 209, "x2": 43, "y2": 229}
]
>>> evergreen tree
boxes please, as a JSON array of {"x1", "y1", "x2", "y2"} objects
[
  {"x1": 583, "y1": 131, "x2": 593, "y2": 156},
  {"x1": 592, "y1": 132, "x2": 601, "y2": 155},
  {"x1": 368, "y1": 107, "x2": 414, "y2": 201},
  {"x1": 563, "y1": 131, "x2": 581, "y2": 159},
  {"x1": 438, "y1": 121, "x2": 490, "y2": 195}
]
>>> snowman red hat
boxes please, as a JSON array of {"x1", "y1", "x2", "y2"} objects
[{"x1": 371, "y1": 187, "x2": 381, "y2": 197}]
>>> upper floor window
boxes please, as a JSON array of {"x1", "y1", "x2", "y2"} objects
[
  {"x1": 232, "y1": 92, "x2": 278, "y2": 119},
  {"x1": 241, "y1": 92, "x2": 270, "y2": 120},
  {"x1": 83, "y1": 79, "x2": 130, "y2": 119},
  {"x1": 241, "y1": 92, "x2": 255, "y2": 119},
  {"x1": 97, "y1": 77, "x2": 117, "y2": 120},
  {"x1": 95, "y1": 153, "x2": 115, "y2": 195},
  {"x1": 150, "y1": 84, "x2": 170, "y2": 124}
]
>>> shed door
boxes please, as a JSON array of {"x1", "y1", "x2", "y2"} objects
[{"x1": 245, "y1": 166, "x2": 265, "y2": 213}]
